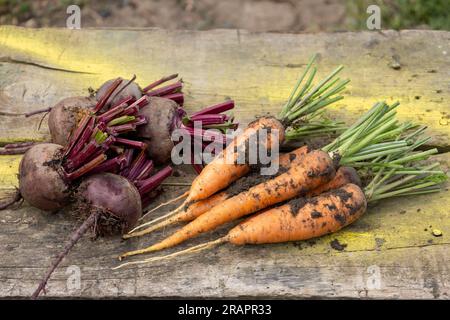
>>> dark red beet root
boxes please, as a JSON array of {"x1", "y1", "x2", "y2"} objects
[
  {"x1": 78, "y1": 173, "x2": 142, "y2": 234},
  {"x1": 19, "y1": 143, "x2": 69, "y2": 212},
  {"x1": 96, "y1": 78, "x2": 142, "y2": 109},
  {"x1": 138, "y1": 97, "x2": 179, "y2": 164},
  {"x1": 48, "y1": 96, "x2": 95, "y2": 146},
  {"x1": 32, "y1": 173, "x2": 142, "y2": 299}
]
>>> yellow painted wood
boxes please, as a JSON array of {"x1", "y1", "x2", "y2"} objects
[
  {"x1": 0, "y1": 27, "x2": 449, "y2": 298},
  {"x1": 0, "y1": 26, "x2": 448, "y2": 252},
  {"x1": 0, "y1": 27, "x2": 449, "y2": 146},
  {"x1": 0, "y1": 155, "x2": 20, "y2": 189}
]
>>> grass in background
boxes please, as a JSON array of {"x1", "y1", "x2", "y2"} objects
[
  {"x1": 347, "y1": 0, "x2": 450, "y2": 30},
  {"x1": 0, "y1": 0, "x2": 449, "y2": 31}
]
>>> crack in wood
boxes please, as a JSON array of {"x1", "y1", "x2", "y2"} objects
[{"x1": 0, "y1": 57, "x2": 96, "y2": 74}]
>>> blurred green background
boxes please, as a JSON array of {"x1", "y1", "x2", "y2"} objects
[{"x1": 0, "y1": 0, "x2": 448, "y2": 31}]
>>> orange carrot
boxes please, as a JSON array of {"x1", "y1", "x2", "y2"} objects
[
  {"x1": 153, "y1": 60, "x2": 347, "y2": 216},
  {"x1": 228, "y1": 183, "x2": 366, "y2": 244},
  {"x1": 125, "y1": 146, "x2": 311, "y2": 238},
  {"x1": 306, "y1": 166, "x2": 361, "y2": 197},
  {"x1": 187, "y1": 117, "x2": 285, "y2": 203},
  {"x1": 138, "y1": 116, "x2": 286, "y2": 222},
  {"x1": 119, "y1": 149, "x2": 335, "y2": 259},
  {"x1": 114, "y1": 183, "x2": 366, "y2": 269}
]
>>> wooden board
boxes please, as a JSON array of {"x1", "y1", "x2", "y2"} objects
[{"x1": 0, "y1": 27, "x2": 449, "y2": 299}]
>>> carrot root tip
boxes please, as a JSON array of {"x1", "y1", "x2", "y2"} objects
[{"x1": 138, "y1": 191, "x2": 189, "y2": 222}]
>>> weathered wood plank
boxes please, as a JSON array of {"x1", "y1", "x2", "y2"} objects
[
  {"x1": 0, "y1": 27, "x2": 449, "y2": 147},
  {"x1": 0, "y1": 27, "x2": 449, "y2": 298},
  {"x1": 0, "y1": 153, "x2": 448, "y2": 298}
]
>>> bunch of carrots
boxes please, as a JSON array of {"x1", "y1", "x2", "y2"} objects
[{"x1": 114, "y1": 73, "x2": 447, "y2": 268}]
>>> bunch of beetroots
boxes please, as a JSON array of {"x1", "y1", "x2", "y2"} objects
[
  {"x1": 23, "y1": 116, "x2": 174, "y2": 298},
  {"x1": 45, "y1": 74, "x2": 184, "y2": 148},
  {"x1": 22, "y1": 74, "x2": 237, "y2": 167},
  {"x1": 12, "y1": 75, "x2": 236, "y2": 298}
]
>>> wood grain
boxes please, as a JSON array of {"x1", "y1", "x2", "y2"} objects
[{"x1": 0, "y1": 27, "x2": 449, "y2": 298}]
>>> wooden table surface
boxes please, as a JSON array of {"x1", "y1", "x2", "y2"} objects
[{"x1": 0, "y1": 27, "x2": 449, "y2": 299}]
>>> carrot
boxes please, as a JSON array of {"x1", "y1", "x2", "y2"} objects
[
  {"x1": 138, "y1": 116, "x2": 285, "y2": 221},
  {"x1": 153, "y1": 57, "x2": 347, "y2": 215},
  {"x1": 124, "y1": 165, "x2": 359, "y2": 240},
  {"x1": 119, "y1": 101, "x2": 410, "y2": 259},
  {"x1": 229, "y1": 183, "x2": 366, "y2": 244},
  {"x1": 186, "y1": 116, "x2": 285, "y2": 203},
  {"x1": 306, "y1": 166, "x2": 361, "y2": 197},
  {"x1": 118, "y1": 149, "x2": 335, "y2": 259},
  {"x1": 115, "y1": 124, "x2": 449, "y2": 269},
  {"x1": 125, "y1": 146, "x2": 311, "y2": 238},
  {"x1": 114, "y1": 183, "x2": 366, "y2": 268}
]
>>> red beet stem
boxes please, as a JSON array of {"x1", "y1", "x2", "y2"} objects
[
  {"x1": 189, "y1": 114, "x2": 227, "y2": 126},
  {"x1": 67, "y1": 117, "x2": 95, "y2": 159},
  {"x1": 110, "y1": 145, "x2": 125, "y2": 154},
  {"x1": 64, "y1": 115, "x2": 92, "y2": 157},
  {"x1": 25, "y1": 107, "x2": 52, "y2": 117},
  {"x1": 133, "y1": 115, "x2": 148, "y2": 126},
  {"x1": 134, "y1": 160, "x2": 154, "y2": 181},
  {"x1": 66, "y1": 140, "x2": 100, "y2": 170},
  {"x1": 65, "y1": 154, "x2": 107, "y2": 180},
  {"x1": 88, "y1": 156, "x2": 122, "y2": 175},
  {"x1": 0, "y1": 146, "x2": 34, "y2": 155},
  {"x1": 4, "y1": 141, "x2": 37, "y2": 149},
  {"x1": 136, "y1": 95, "x2": 151, "y2": 108},
  {"x1": 109, "y1": 95, "x2": 134, "y2": 110},
  {"x1": 107, "y1": 123, "x2": 136, "y2": 135},
  {"x1": 146, "y1": 81, "x2": 183, "y2": 97},
  {"x1": 182, "y1": 126, "x2": 226, "y2": 144},
  {"x1": 123, "y1": 96, "x2": 150, "y2": 116},
  {"x1": 94, "y1": 78, "x2": 123, "y2": 113},
  {"x1": 162, "y1": 92, "x2": 184, "y2": 105},
  {"x1": 115, "y1": 138, "x2": 147, "y2": 149},
  {"x1": 137, "y1": 166, "x2": 173, "y2": 195},
  {"x1": 122, "y1": 149, "x2": 134, "y2": 169},
  {"x1": 97, "y1": 103, "x2": 127, "y2": 124},
  {"x1": 0, "y1": 189, "x2": 22, "y2": 210},
  {"x1": 108, "y1": 75, "x2": 137, "y2": 106},
  {"x1": 126, "y1": 150, "x2": 146, "y2": 180},
  {"x1": 142, "y1": 74, "x2": 179, "y2": 93},
  {"x1": 85, "y1": 136, "x2": 116, "y2": 164},
  {"x1": 31, "y1": 211, "x2": 100, "y2": 299},
  {"x1": 190, "y1": 100, "x2": 235, "y2": 118},
  {"x1": 204, "y1": 121, "x2": 239, "y2": 131}
]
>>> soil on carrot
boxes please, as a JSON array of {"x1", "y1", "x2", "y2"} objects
[
  {"x1": 333, "y1": 213, "x2": 347, "y2": 226},
  {"x1": 306, "y1": 158, "x2": 335, "y2": 179},
  {"x1": 225, "y1": 172, "x2": 270, "y2": 198},
  {"x1": 288, "y1": 197, "x2": 318, "y2": 217},
  {"x1": 224, "y1": 159, "x2": 291, "y2": 198},
  {"x1": 328, "y1": 187, "x2": 364, "y2": 217},
  {"x1": 310, "y1": 210, "x2": 323, "y2": 218}
]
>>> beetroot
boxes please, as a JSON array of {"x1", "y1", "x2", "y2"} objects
[
  {"x1": 32, "y1": 173, "x2": 142, "y2": 299},
  {"x1": 48, "y1": 96, "x2": 95, "y2": 146},
  {"x1": 137, "y1": 98, "x2": 237, "y2": 167},
  {"x1": 78, "y1": 173, "x2": 142, "y2": 234},
  {"x1": 30, "y1": 163, "x2": 172, "y2": 298},
  {"x1": 137, "y1": 97, "x2": 180, "y2": 163},
  {"x1": 19, "y1": 143, "x2": 69, "y2": 211}
]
